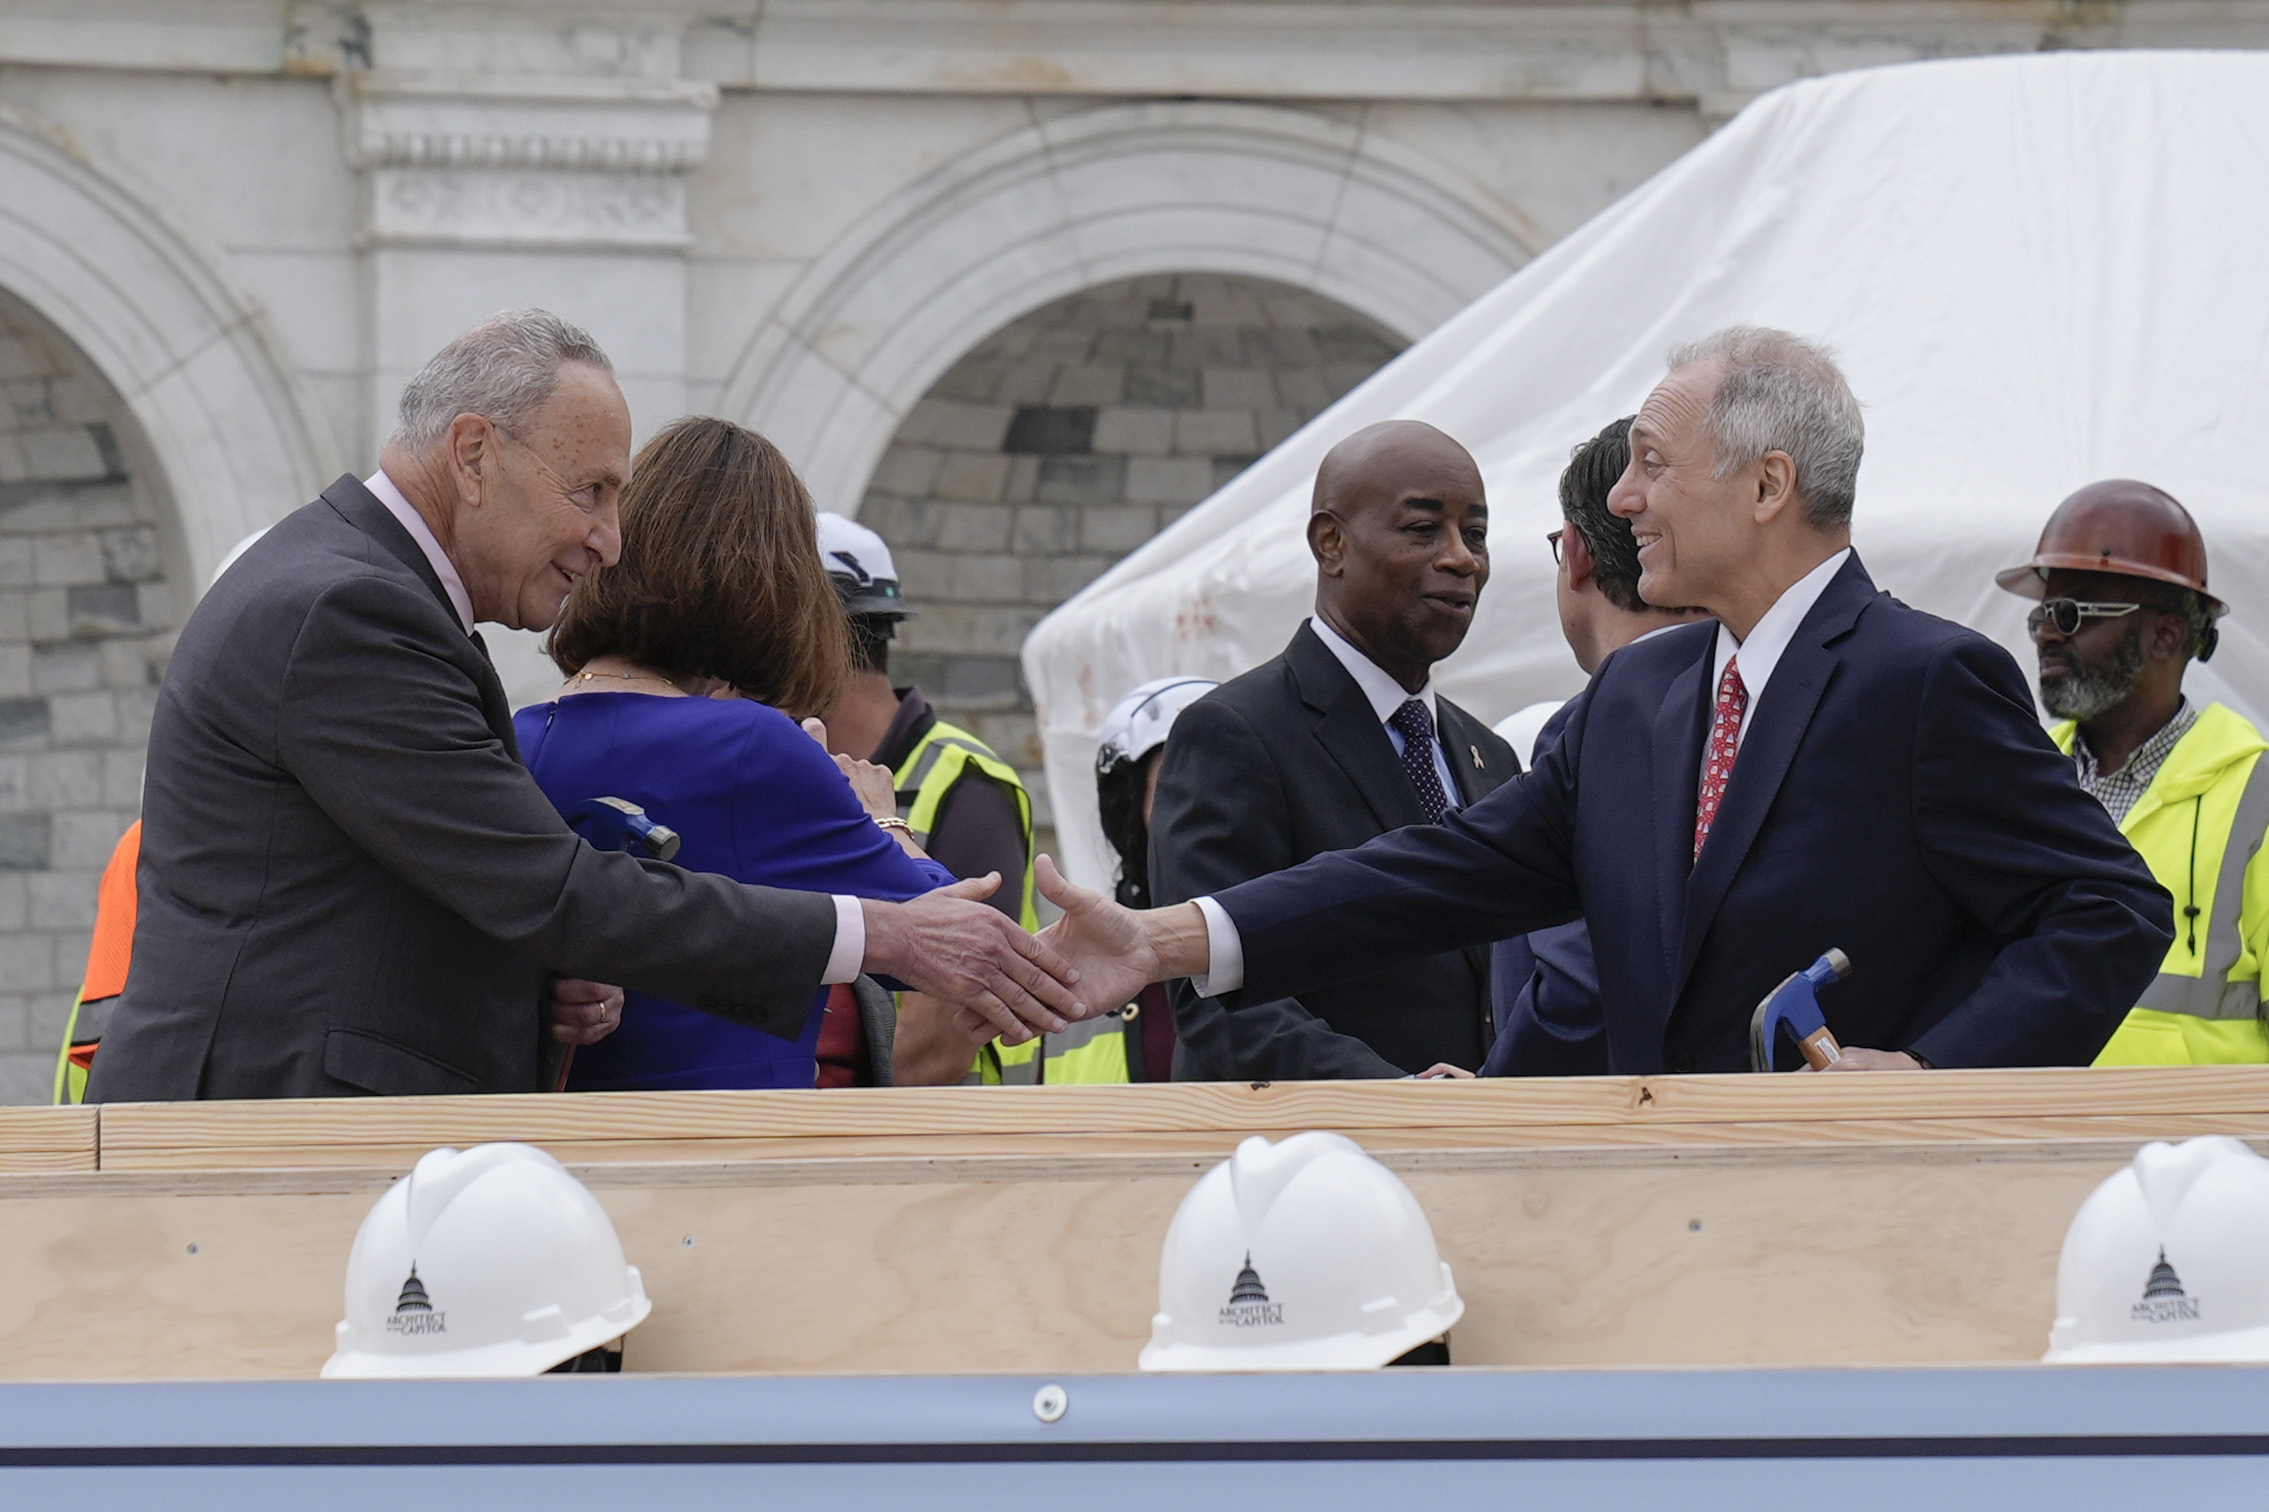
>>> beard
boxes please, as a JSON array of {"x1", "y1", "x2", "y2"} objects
[{"x1": 2040, "y1": 623, "x2": 2147, "y2": 721}]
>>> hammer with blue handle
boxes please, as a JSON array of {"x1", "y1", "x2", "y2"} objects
[
  {"x1": 1747, "y1": 948, "x2": 1853, "y2": 1072},
  {"x1": 564, "y1": 796, "x2": 681, "y2": 861},
  {"x1": 543, "y1": 797, "x2": 681, "y2": 1091}
]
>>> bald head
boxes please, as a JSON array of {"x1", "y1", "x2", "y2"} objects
[
  {"x1": 1312, "y1": 420, "x2": 1483, "y2": 520},
  {"x1": 1306, "y1": 419, "x2": 1490, "y2": 693}
]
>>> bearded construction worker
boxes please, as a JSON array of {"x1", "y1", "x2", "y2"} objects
[
  {"x1": 815, "y1": 513, "x2": 1127, "y2": 1086},
  {"x1": 1998, "y1": 479, "x2": 2264, "y2": 1066}
]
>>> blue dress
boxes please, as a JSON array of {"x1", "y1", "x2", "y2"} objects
[{"x1": 514, "y1": 692, "x2": 955, "y2": 1090}]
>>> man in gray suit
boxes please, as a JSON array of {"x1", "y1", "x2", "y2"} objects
[{"x1": 90, "y1": 310, "x2": 1083, "y2": 1101}]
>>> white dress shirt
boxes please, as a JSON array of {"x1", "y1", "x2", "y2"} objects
[
  {"x1": 1307, "y1": 616, "x2": 1466, "y2": 805},
  {"x1": 1700, "y1": 547, "x2": 1852, "y2": 782},
  {"x1": 365, "y1": 470, "x2": 474, "y2": 636},
  {"x1": 1193, "y1": 553, "x2": 1854, "y2": 997},
  {"x1": 365, "y1": 471, "x2": 869, "y2": 984}
]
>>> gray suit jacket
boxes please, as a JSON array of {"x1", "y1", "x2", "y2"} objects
[{"x1": 87, "y1": 476, "x2": 839, "y2": 1101}]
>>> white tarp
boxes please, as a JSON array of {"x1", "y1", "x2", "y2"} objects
[{"x1": 1023, "y1": 50, "x2": 2269, "y2": 888}]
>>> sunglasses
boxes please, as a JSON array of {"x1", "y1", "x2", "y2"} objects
[
  {"x1": 1547, "y1": 528, "x2": 1564, "y2": 567},
  {"x1": 2026, "y1": 598, "x2": 2144, "y2": 636}
]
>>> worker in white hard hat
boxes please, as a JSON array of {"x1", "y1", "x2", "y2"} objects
[
  {"x1": 810, "y1": 512, "x2": 1046, "y2": 1087},
  {"x1": 1140, "y1": 1130, "x2": 1463, "y2": 1371},
  {"x1": 2045, "y1": 1135, "x2": 2269, "y2": 1363},
  {"x1": 1096, "y1": 676, "x2": 1220, "y2": 1081},
  {"x1": 324, "y1": 1143, "x2": 651, "y2": 1378}
]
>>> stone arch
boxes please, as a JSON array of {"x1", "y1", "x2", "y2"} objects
[
  {"x1": 0, "y1": 105, "x2": 334, "y2": 588},
  {"x1": 718, "y1": 100, "x2": 1539, "y2": 517},
  {"x1": 853, "y1": 270, "x2": 1409, "y2": 852}
]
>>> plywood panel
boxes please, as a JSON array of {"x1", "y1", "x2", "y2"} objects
[{"x1": 0, "y1": 1136, "x2": 2167, "y2": 1381}]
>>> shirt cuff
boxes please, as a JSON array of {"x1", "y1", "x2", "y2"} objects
[
  {"x1": 822, "y1": 894, "x2": 865, "y2": 985},
  {"x1": 1190, "y1": 895, "x2": 1245, "y2": 997}
]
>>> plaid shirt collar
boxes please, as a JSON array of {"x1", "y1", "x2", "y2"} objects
[{"x1": 2075, "y1": 698, "x2": 2196, "y2": 825}]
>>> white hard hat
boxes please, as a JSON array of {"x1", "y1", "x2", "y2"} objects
[
  {"x1": 1139, "y1": 1131, "x2": 1463, "y2": 1372},
  {"x1": 322, "y1": 1143, "x2": 651, "y2": 1379},
  {"x1": 815, "y1": 511, "x2": 909, "y2": 617},
  {"x1": 1097, "y1": 676, "x2": 1219, "y2": 775},
  {"x1": 2044, "y1": 1136, "x2": 2269, "y2": 1363}
]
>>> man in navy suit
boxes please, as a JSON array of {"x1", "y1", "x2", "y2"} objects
[
  {"x1": 1485, "y1": 414, "x2": 1708, "y2": 1076},
  {"x1": 1034, "y1": 327, "x2": 2171, "y2": 1073}
]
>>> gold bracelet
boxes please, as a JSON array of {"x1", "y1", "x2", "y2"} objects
[{"x1": 874, "y1": 816, "x2": 913, "y2": 835}]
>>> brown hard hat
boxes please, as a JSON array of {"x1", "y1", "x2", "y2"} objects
[{"x1": 1994, "y1": 478, "x2": 2226, "y2": 617}]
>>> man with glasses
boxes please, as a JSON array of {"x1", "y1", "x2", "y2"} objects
[
  {"x1": 1999, "y1": 480, "x2": 2269, "y2": 1065},
  {"x1": 1485, "y1": 416, "x2": 1709, "y2": 1075}
]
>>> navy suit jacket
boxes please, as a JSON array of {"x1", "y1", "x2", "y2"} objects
[
  {"x1": 1484, "y1": 697, "x2": 1606, "y2": 1078},
  {"x1": 1214, "y1": 555, "x2": 2172, "y2": 1073},
  {"x1": 1151, "y1": 622, "x2": 1517, "y2": 1079}
]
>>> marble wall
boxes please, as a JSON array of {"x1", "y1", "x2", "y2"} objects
[{"x1": 0, "y1": 291, "x2": 179, "y2": 1101}]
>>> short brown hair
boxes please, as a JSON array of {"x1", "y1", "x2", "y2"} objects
[{"x1": 547, "y1": 417, "x2": 851, "y2": 718}]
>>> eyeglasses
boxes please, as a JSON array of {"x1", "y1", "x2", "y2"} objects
[
  {"x1": 2026, "y1": 598, "x2": 2143, "y2": 636},
  {"x1": 1546, "y1": 528, "x2": 1564, "y2": 567}
]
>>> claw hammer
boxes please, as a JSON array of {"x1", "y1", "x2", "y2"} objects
[{"x1": 1747, "y1": 948, "x2": 1853, "y2": 1072}]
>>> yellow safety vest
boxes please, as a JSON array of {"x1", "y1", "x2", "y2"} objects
[
  {"x1": 890, "y1": 716, "x2": 1129, "y2": 1085},
  {"x1": 2054, "y1": 704, "x2": 2269, "y2": 1066}
]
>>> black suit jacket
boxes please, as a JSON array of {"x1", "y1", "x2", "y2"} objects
[
  {"x1": 1150, "y1": 621, "x2": 1518, "y2": 1079},
  {"x1": 88, "y1": 476, "x2": 839, "y2": 1101},
  {"x1": 1211, "y1": 556, "x2": 2172, "y2": 1072}
]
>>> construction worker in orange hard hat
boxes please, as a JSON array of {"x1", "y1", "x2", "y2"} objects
[{"x1": 1997, "y1": 480, "x2": 2264, "y2": 1065}]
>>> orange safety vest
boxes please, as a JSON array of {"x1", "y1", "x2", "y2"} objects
[{"x1": 54, "y1": 821, "x2": 137, "y2": 1102}]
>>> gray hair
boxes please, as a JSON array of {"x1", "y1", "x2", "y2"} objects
[
  {"x1": 1666, "y1": 326, "x2": 1863, "y2": 528},
  {"x1": 391, "y1": 308, "x2": 614, "y2": 451}
]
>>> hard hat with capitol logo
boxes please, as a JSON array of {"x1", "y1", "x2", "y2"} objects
[
  {"x1": 1139, "y1": 1131, "x2": 1463, "y2": 1372},
  {"x1": 1096, "y1": 676, "x2": 1219, "y2": 777},
  {"x1": 322, "y1": 1143, "x2": 651, "y2": 1379},
  {"x1": 2044, "y1": 1135, "x2": 2269, "y2": 1363}
]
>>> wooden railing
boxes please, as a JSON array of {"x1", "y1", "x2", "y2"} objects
[{"x1": 1, "y1": 1068, "x2": 2265, "y2": 1380}]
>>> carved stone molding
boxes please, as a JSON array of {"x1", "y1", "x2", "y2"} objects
[{"x1": 343, "y1": 72, "x2": 715, "y2": 249}]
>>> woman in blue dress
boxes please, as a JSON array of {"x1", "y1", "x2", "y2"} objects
[{"x1": 515, "y1": 416, "x2": 967, "y2": 1090}]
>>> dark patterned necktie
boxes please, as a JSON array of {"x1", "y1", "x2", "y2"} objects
[{"x1": 1388, "y1": 698, "x2": 1451, "y2": 824}]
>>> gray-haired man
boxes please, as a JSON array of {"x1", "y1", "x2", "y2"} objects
[
  {"x1": 91, "y1": 309, "x2": 1083, "y2": 1101},
  {"x1": 1030, "y1": 327, "x2": 2171, "y2": 1074}
]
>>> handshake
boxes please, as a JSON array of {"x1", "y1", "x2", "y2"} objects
[{"x1": 858, "y1": 857, "x2": 1213, "y2": 1047}]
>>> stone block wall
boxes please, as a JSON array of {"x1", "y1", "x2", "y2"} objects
[
  {"x1": 855, "y1": 272, "x2": 1403, "y2": 855},
  {"x1": 0, "y1": 293, "x2": 178, "y2": 1103}
]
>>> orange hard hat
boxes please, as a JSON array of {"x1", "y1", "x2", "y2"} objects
[{"x1": 1995, "y1": 479, "x2": 2226, "y2": 619}]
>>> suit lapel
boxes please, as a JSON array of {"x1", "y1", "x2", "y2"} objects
[
  {"x1": 1651, "y1": 647, "x2": 1713, "y2": 999},
  {"x1": 1437, "y1": 699, "x2": 1514, "y2": 801},
  {"x1": 1289, "y1": 624, "x2": 1431, "y2": 833},
  {"x1": 322, "y1": 475, "x2": 518, "y2": 749},
  {"x1": 1672, "y1": 556, "x2": 1874, "y2": 1002}
]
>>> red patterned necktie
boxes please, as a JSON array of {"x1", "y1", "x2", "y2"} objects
[{"x1": 1693, "y1": 655, "x2": 1747, "y2": 862}]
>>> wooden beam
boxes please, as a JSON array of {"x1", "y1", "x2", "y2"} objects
[
  {"x1": 90, "y1": 1066, "x2": 2269, "y2": 1171},
  {"x1": 0, "y1": 1105, "x2": 95, "y2": 1173}
]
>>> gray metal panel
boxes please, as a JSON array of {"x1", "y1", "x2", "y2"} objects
[{"x1": 4, "y1": 1367, "x2": 2267, "y2": 1509}]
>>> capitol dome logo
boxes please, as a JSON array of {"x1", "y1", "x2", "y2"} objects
[
  {"x1": 1218, "y1": 1254, "x2": 1283, "y2": 1328},
  {"x1": 2131, "y1": 1248, "x2": 2200, "y2": 1325},
  {"x1": 384, "y1": 1264, "x2": 448, "y2": 1336}
]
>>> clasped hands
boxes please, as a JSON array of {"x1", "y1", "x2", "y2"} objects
[{"x1": 861, "y1": 856, "x2": 1205, "y2": 1048}]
